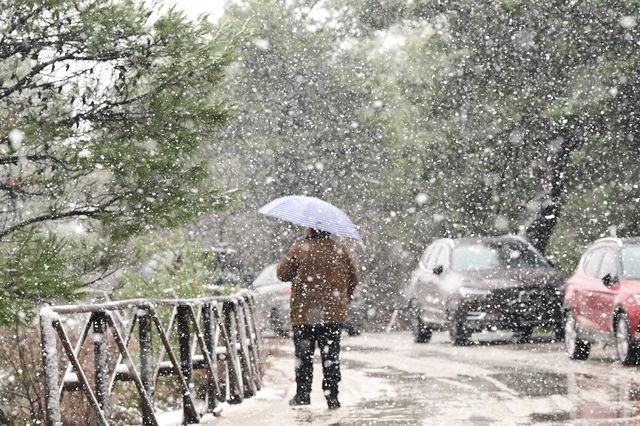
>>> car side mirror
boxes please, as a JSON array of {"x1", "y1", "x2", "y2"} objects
[
  {"x1": 601, "y1": 273, "x2": 619, "y2": 288},
  {"x1": 433, "y1": 265, "x2": 444, "y2": 276}
]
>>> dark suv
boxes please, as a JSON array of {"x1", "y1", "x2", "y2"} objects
[{"x1": 403, "y1": 235, "x2": 564, "y2": 345}]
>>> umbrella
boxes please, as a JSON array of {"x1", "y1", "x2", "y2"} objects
[{"x1": 258, "y1": 195, "x2": 362, "y2": 241}]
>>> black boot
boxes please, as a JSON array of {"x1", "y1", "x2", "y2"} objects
[
  {"x1": 289, "y1": 393, "x2": 310, "y2": 406},
  {"x1": 325, "y1": 391, "x2": 340, "y2": 409}
]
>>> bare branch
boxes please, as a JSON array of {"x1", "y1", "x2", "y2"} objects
[
  {"x1": 0, "y1": 154, "x2": 53, "y2": 165},
  {"x1": 0, "y1": 53, "x2": 76, "y2": 99},
  {"x1": 82, "y1": 269, "x2": 119, "y2": 288}
]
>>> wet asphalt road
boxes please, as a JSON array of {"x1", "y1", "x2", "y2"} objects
[{"x1": 204, "y1": 330, "x2": 640, "y2": 426}]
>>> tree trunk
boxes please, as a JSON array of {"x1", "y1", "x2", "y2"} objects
[
  {"x1": 525, "y1": 134, "x2": 580, "y2": 254},
  {"x1": 525, "y1": 202, "x2": 561, "y2": 254}
]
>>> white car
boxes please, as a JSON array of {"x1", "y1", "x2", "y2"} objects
[{"x1": 251, "y1": 263, "x2": 292, "y2": 336}]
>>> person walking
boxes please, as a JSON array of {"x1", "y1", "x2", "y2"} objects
[{"x1": 277, "y1": 227, "x2": 359, "y2": 409}]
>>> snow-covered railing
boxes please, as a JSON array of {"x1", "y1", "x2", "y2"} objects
[{"x1": 39, "y1": 290, "x2": 264, "y2": 426}]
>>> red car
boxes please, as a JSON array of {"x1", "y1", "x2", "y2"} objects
[{"x1": 564, "y1": 237, "x2": 640, "y2": 364}]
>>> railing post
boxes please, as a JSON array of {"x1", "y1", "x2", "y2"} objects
[
  {"x1": 40, "y1": 312, "x2": 62, "y2": 426},
  {"x1": 239, "y1": 295, "x2": 263, "y2": 388},
  {"x1": 202, "y1": 304, "x2": 218, "y2": 411},
  {"x1": 139, "y1": 307, "x2": 155, "y2": 425},
  {"x1": 233, "y1": 298, "x2": 257, "y2": 398},
  {"x1": 177, "y1": 305, "x2": 198, "y2": 424},
  {"x1": 222, "y1": 300, "x2": 243, "y2": 403},
  {"x1": 92, "y1": 312, "x2": 110, "y2": 419}
]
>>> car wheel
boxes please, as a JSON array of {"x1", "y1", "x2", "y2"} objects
[
  {"x1": 412, "y1": 314, "x2": 432, "y2": 344},
  {"x1": 615, "y1": 311, "x2": 640, "y2": 366},
  {"x1": 565, "y1": 309, "x2": 590, "y2": 360},
  {"x1": 449, "y1": 310, "x2": 470, "y2": 346}
]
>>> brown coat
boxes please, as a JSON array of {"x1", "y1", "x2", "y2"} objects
[{"x1": 277, "y1": 235, "x2": 359, "y2": 327}]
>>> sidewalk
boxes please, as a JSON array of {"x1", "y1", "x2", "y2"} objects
[{"x1": 198, "y1": 337, "x2": 394, "y2": 425}]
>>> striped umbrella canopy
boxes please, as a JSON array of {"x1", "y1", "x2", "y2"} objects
[{"x1": 258, "y1": 195, "x2": 362, "y2": 241}]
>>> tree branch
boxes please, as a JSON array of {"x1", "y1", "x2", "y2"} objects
[
  {"x1": 0, "y1": 198, "x2": 121, "y2": 239},
  {"x1": 0, "y1": 154, "x2": 52, "y2": 165},
  {"x1": 82, "y1": 268, "x2": 119, "y2": 288}
]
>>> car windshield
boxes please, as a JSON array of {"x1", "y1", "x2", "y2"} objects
[
  {"x1": 622, "y1": 245, "x2": 640, "y2": 279},
  {"x1": 451, "y1": 240, "x2": 547, "y2": 272}
]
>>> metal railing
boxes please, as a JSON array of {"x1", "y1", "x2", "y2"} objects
[{"x1": 39, "y1": 290, "x2": 264, "y2": 425}]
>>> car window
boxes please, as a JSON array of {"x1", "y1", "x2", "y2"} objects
[
  {"x1": 581, "y1": 250, "x2": 594, "y2": 275},
  {"x1": 598, "y1": 248, "x2": 620, "y2": 279},
  {"x1": 622, "y1": 245, "x2": 640, "y2": 279},
  {"x1": 500, "y1": 240, "x2": 548, "y2": 268},
  {"x1": 451, "y1": 240, "x2": 546, "y2": 272},
  {"x1": 420, "y1": 246, "x2": 433, "y2": 266},
  {"x1": 434, "y1": 246, "x2": 449, "y2": 268},
  {"x1": 425, "y1": 246, "x2": 441, "y2": 270},
  {"x1": 452, "y1": 245, "x2": 501, "y2": 271},
  {"x1": 583, "y1": 248, "x2": 606, "y2": 278}
]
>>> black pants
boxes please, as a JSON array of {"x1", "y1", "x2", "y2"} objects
[{"x1": 293, "y1": 324, "x2": 342, "y2": 397}]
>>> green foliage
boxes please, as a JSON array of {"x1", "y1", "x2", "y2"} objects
[
  {"x1": 361, "y1": 0, "x2": 640, "y2": 255},
  {"x1": 113, "y1": 233, "x2": 237, "y2": 300},
  {"x1": 0, "y1": 0, "x2": 234, "y2": 323},
  {"x1": 220, "y1": 0, "x2": 389, "y2": 199},
  {"x1": 0, "y1": 229, "x2": 82, "y2": 323}
]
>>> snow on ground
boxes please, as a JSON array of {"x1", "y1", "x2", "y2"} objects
[
  {"x1": 158, "y1": 331, "x2": 640, "y2": 425},
  {"x1": 157, "y1": 335, "x2": 394, "y2": 426},
  {"x1": 200, "y1": 337, "x2": 395, "y2": 425}
]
